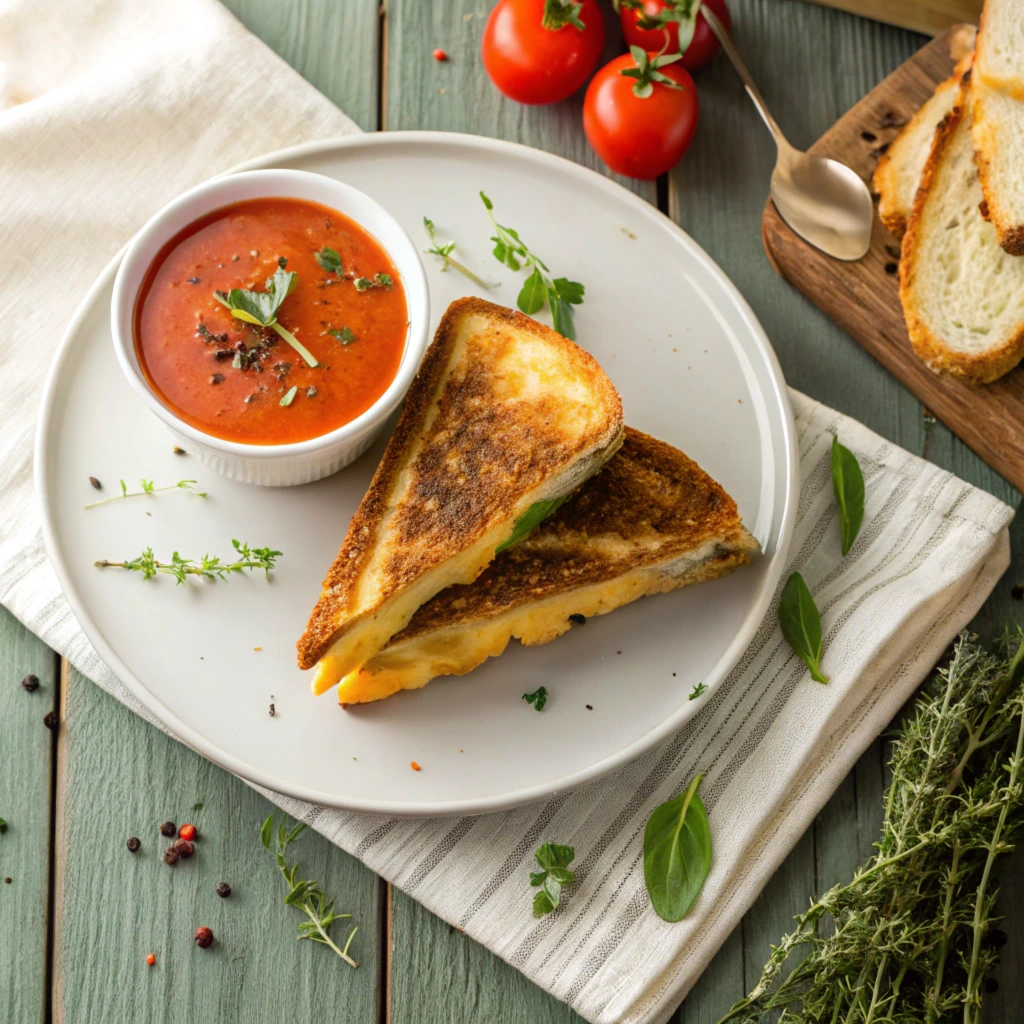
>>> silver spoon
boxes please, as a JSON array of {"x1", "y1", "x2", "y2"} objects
[{"x1": 702, "y1": 7, "x2": 874, "y2": 261}]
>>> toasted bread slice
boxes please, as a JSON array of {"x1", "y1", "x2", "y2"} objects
[
  {"x1": 874, "y1": 49, "x2": 973, "y2": 239},
  {"x1": 298, "y1": 297, "x2": 624, "y2": 693},
  {"x1": 972, "y1": 74, "x2": 1024, "y2": 255},
  {"x1": 336, "y1": 427, "x2": 758, "y2": 704},
  {"x1": 900, "y1": 73, "x2": 1024, "y2": 384},
  {"x1": 975, "y1": 0, "x2": 1024, "y2": 100}
]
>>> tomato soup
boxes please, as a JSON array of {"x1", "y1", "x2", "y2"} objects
[{"x1": 134, "y1": 197, "x2": 408, "y2": 445}]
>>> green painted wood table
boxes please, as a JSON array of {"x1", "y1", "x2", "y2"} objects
[{"x1": 3, "y1": 1, "x2": 1022, "y2": 1021}]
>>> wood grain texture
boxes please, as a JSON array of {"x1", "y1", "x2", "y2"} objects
[
  {"x1": 53, "y1": 669, "x2": 384, "y2": 1023},
  {"x1": 798, "y1": 0, "x2": 981, "y2": 36},
  {"x1": 0, "y1": 607, "x2": 59, "y2": 1024},
  {"x1": 762, "y1": 26, "x2": 1024, "y2": 495}
]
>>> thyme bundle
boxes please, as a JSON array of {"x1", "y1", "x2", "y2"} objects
[{"x1": 721, "y1": 631, "x2": 1024, "y2": 1024}]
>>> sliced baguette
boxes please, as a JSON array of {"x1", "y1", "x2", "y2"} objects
[
  {"x1": 900, "y1": 73, "x2": 1024, "y2": 385},
  {"x1": 297, "y1": 297, "x2": 624, "y2": 694},
  {"x1": 975, "y1": 0, "x2": 1024, "y2": 100},
  {"x1": 874, "y1": 50, "x2": 973, "y2": 239},
  {"x1": 972, "y1": 73, "x2": 1024, "y2": 255}
]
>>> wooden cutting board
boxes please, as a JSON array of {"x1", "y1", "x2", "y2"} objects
[
  {"x1": 762, "y1": 24, "x2": 1024, "y2": 494},
  {"x1": 798, "y1": 0, "x2": 982, "y2": 36}
]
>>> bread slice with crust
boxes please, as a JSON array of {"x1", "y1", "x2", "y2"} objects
[
  {"x1": 972, "y1": 74, "x2": 1024, "y2": 256},
  {"x1": 297, "y1": 297, "x2": 625, "y2": 694},
  {"x1": 900, "y1": 73, "x2": 1024, "y2": 384},
  {"x1": 873, "y1": 49, "x2": 973, "y2": 239},
  {"x1": 335, "y1": 427, "x2": 758, "y2": 705},
  {"x1": 975, "y1": 0, "x2": 1024, "y2": 100}
]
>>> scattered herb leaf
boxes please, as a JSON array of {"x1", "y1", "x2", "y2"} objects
[
  {"x1": 423, "y1": 216, "x2": 492, "y2": 287},
  {"x1": 688, "y1": 682, "x2": 707, "y2": 700},
  {"x1": 213, "y1": 268, "x2": 319, "y2": 368},
  {"x1": 261, "y1": 814, "x2": 358, "y2": 968},
  {"x1": 314, "y1": 247, "x2": 342, "y2": 276},
  {"x1": 85, "y1": 479, "x2": 206, "y2": 510},
  {"x1": 480, "y1": 192, "x2": 585, "y2": 340},
  {"x1": 523, "y1": 686, "x2": 548, "y2": 712},
  {"x1": 192, "y1": 802, "x2": 204, "y2": 813},
  {"x1": 644, "y1": 774, "x2": 712, "y2": 922},
  {"x1": 329, "y1": 326, "x2": 356, "y2": 345},
  {"x1": 95, "y1": 539, "x2": 281, "y2": 586},
  {"x1": 778, "y1": 572, "x2": 828, "y2": 684},
  {"x1": 497, "y1": 495, "x2": 571, "y2": 554},
  {"x1": 353, "y1": 273, "x2": 393, "y2": 292},
  {"x1": 831, "y1": 435, "x2": 865, "y2": 557},
  {"x1": 280, "y1": 386, "x2": 298, "y2": 407},
  {"x1": 530, "y1": 843, "x2": 576, "y2": 917},
  {"x1": 0, "y1": 818, "x2": 7, "y2": 834}
]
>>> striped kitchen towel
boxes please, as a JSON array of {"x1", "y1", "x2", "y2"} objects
[{"x1": 0, "y1": 3, "x2": 1014, "y2": 1022}]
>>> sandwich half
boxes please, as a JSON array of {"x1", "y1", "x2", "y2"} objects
[
  {"x1": 335, "y1": 427, "x2": 759, "y2": 705},
  {"x1": 297, "y1": 297, "x2": 625, "y2": 694}
]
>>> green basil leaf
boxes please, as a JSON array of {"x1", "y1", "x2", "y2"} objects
[
  {"x1": 831, "y1": 435, "x2": 865, "y2": 557},
  {"x1": 643, "y1": 774, "x2": 712, "y2": 922},
  {"x1": 533, "y1": 887, "x2": 557, "y2": 918},
  {"x1": 549, "y1": 290, "x2": 577, "y2": 341},
  {"x1": 778, "y1": 571, "x2": 828, "y2": 684},
  {"x1": 517, "y1": 268, "x2": 547, "y2": 315},
  {"x1": 260, "y1": 814, "x2": 274, "y2": 849},
  {"x1": 552, "y1": 277, "x2": 585, "y2": 305},
  {"x1": 329, "y1": 326, "x2": 356, "y2": 345},
  {"x1": 529, "y1": 871, "x2": 547, "y2": 887},
  {"x1": 546, "y1": 866, "x2": 575, "y2": 885},
  {"x1": 535, "y1": 843, "x2": 575, "y2": 871},
  {"x1": 497, "y1": 495, "x2": 571, "y2": 554},
  {"x1": 314, "y1": 247, "x2": 343, "y2": 276}
]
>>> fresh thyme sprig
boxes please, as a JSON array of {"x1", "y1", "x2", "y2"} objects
[
  {"x1": 720, "y1": 631, "x2": 1024, "y2": 1024},
  {"x1": 94, "y1": 539, "x2": 281, "y2": 585},
  {"x1": 261, "y1": 814, "x2": 358, "y2": 968},
  {"x1": 423, "y1": 216, "x2": 492, "y2": 288},
  {"x1": 213, "y1": 267, "x2": 319, "y2": 368},
  {"x1": 84, "y1": 478, "x2": 206, "y2": 510},
  {"x1": 480, "y1": 192, "x2": 585, "y2": 340}
]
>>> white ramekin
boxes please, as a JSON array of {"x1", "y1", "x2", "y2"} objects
[{"x1": 111, "y1": 169, "x2": 429, "y2": 486}]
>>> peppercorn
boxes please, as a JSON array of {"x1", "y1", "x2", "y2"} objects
[
  {"x1": 433, "y1": 48, "x2": 447, "y2": 61},
  {"x1": 159, "y1": 821, "x2": 176, "y2": 837},
  {"x1": 178, "y1": 823, "x2": 197, "y2": 842},
  {"x1": 43, "y1": 711, "x2": 58, "y2": 731},
  {"x1": 89, "y1": 476, "x2": 102, "y2": 490},
  {"x1": 215, "y1": 882, "x2": 232, "y2": 898},
  {"x1": 172, "y1": 838, "x2": 194, "y2": 859},
  {"x1": 410, "y1": 761, "x2": 421, "y2": 771},
  {"x1": 146, "y1": 953, "x2": 156, "y2": 966},
  {"x1": 4, "y1": 877, "x2": 10, "y2": 884},
  {"x1": 21, "y1": 674, "x2": 39, "y2": 692},
  {"x1": 194, "y1": 926, "x2": 214, "y2": 948},
  {"x1": 126, "y1": 837, "x2": 141, "y2": 853},
  {"x1": 163, "y1": 847, "x2": 180, "y2": 865}
]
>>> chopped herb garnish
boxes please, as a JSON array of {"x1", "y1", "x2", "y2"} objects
[
  {"x1": 688, "y1": 681, "x2": 707, "y2": 700},
  {"x1": 328, "y1": 326, "x2": 356, "y2": 345},
  {"x1": 85, "y1": 479, "x2": 206, "y2": 510},
  {"x1": 192, "y1": 802, "x2": 204, "y2": 813},
  {"x1": 314, "y1": 247, "x2": 343, "y2": 276},
  {"x1": 213, "y1": 267, "x2": 319, "y2": 368},
  {"x1": 530, "y1": 843, "x2": 575, "y2": 917},
  {"x1": 94, "y1": 539, "x2": 281, "y2": 585},
  {"x1": 423, "y1": 216, "x2": 493, "y2": 288},
  {"x1": 261, "y1": 814, "x2": 358, "y2": 968},
  {"x1": 280, "y1": 386, "x2": 298, "y2": 407},
  {"x1": 480, "y1": 192, "x2": 585, "y2": 340},
  {"x1": 353, "y1": 273, "x2": 393, "y2": 292},
  {"x1": 523, "y1": 686, "x2": 548, "y2": 711}
]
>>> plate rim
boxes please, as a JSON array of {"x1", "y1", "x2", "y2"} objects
[{"x1": 35, "y1": 130, "x2": 798, "y2": 816}]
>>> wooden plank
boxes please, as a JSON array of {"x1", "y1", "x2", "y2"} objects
[
  {"x1": 798, "y1": 0, "x2": 981, "y2": 36},
  {"x1": 52, "y1": 669, "x2": 385, "y2": 1022},
  {"x1": 220, "y1": 0, "x2": 381, "y2": 132},
  {"x1": 0, "y1": 606, "x2": 59, "y2": 1024},
  {"x1": 761, "y1": 27, "x2": 1024, "y2": 496}
]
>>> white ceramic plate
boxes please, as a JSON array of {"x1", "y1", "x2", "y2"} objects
[{"x1": 37, "y1": 132, "x2": 797, "y2": 816}]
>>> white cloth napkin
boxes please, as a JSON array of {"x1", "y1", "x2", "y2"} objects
[{"x1": 0, "y1": 2, "x2": 1014, "y2": 1022}]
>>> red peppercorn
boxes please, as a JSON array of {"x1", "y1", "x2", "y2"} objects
[
  {"x1": 432, "y1": 48, "x2": 447, "y2": 62},
  {"x1": 178, "y1": 823, "x2": 197, "y2": 842},
  {"x1": 194, "y1": 926, "x2": 214, "y2": 949},
  {"x1": 410, "y1": 761, "x2": 421, "y2": 772},
  {"x1": 146, "y1": 953, "x2": 156, "y2": 966},
  {"x1": 172, "y1": 838, "x2": 194, "y2": 859}
]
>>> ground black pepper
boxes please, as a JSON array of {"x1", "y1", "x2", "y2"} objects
[
  {"x1": 21, "y1": 674, "x2": 39, "y2": 692},
  {"x1": 126, "y1": 837, "x2": 141, "y2": 853}
]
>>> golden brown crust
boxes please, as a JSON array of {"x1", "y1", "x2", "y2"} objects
[
  {"x1": 296, "y1": 297, "x2": 623, "y2": 669},
  {"x1": 900, "y1": 74, "x2": 1024, "y2": 386},
  {"x1": 971, "y1": 79, "x2": 1024, "y2": 256},
  {"x1": 383, "y1": 427, "x2": 756, "y2": 645}
]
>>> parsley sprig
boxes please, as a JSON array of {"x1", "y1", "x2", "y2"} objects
[
  {"x1": 94, "y1": 539, "x2": 281, "y2": 585},
  {"x1": 523, "y1": 686, "x2": 548, "y2": 711},
  {"x1": 213, "y1": 267, "x2": 319, "y2": 368},
  {"x1": 423, "y1": 216, "x2": 492, "y2": 288},
  {"x1": 85, "y1": 478, "x2": 206, "y2": 510},
  {"x1": 480, "y1": 192, "x2": 585, "y2": 340},
  {"x1": 530, "y1": 843, "x2": 576, "y2": 917},
  {"x1": 261, "y1": 814, "x2": 358, "y2": 968}
]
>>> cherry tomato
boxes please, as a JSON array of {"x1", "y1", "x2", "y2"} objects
[
  {"x1": 619, "y1": 0, "x2": 730, "y2": 72},
  {"x1": 583, "y1": 50, "x2": 698, "y2": 179},
  {"x1": 482, "y1": 0, "x2": 606, "y2": 105}
]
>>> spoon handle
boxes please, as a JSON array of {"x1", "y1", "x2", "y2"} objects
[{"x1": 700, "y1": 7, "x2": 788, "y2": 148}]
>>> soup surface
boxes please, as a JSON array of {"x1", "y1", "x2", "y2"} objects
[{"x1": 134, "y1": 197, "x2": 408, "y2": 445}]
